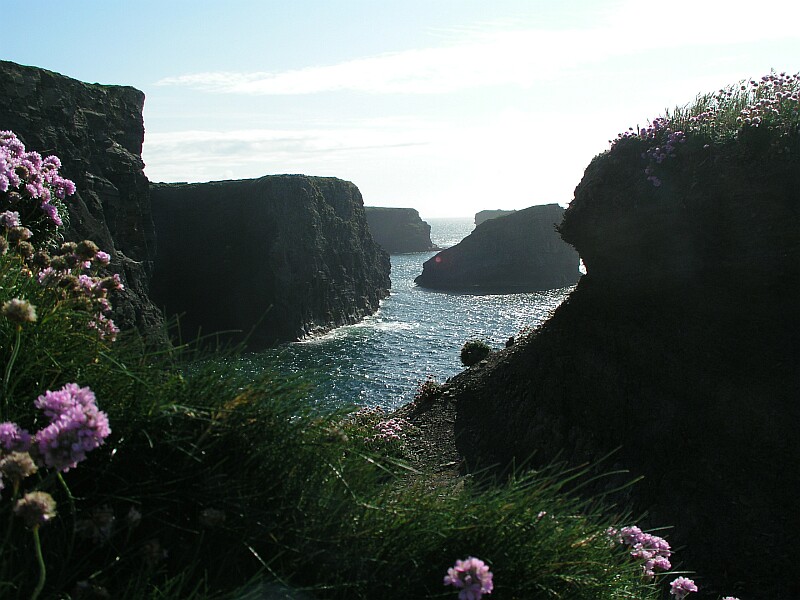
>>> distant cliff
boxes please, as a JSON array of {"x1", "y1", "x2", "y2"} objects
[
  {"x1": 474, "y1": 209, "x2": 515, "y2": 225},
  {"x1": 0, "y1": 60, "x2": 163, "y2": 338},
  {"x1": 414, "y1": 204, "x2": 579, "y2": 292},
  {"x1": 419, "y1": 118, "x2": 800, "y2": 597},
  {"x1": 150, "y1": 176, "x2": 391, "y2": 348},
  {"x1": 364, "y1": 207, "x2": 437, "y2": 253}
]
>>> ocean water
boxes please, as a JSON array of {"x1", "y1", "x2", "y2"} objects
[{"x1": 229, "y1": 217, "x2": 572, "y2": 410}]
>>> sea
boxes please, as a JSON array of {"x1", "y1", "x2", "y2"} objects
[{"x1": 227, "y1": 217, "x2": 573, "y2": 411}]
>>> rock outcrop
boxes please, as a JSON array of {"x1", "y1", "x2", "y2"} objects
[
  {"x1": 431, "y1": 126, "x2": 800, "y2": 597},
  {"x1": 364, "y1": 207, "x2": 437, "y2": 253},
  {"x1": 474, "y1": 209, "x2": 515, "y2": 225},
  {"x1": 414, "y1": 204, "x2": 579, "y2": 292},
  {"x1": 150, "y1": 176, "x2": 391, "y2": 348},
  {"x1": 0, "y1": 60, "x2": 164, "y2": 338}
]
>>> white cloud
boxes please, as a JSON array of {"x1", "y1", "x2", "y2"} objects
[
  {"x1": 156, "y1": 2, "x2": 800, "y2": 97},
  {"x1": 141, "y1": 125, "x2": 435, "y2": 182}
]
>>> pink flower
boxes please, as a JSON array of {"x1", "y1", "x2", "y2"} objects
[
  {"x1": 669, "y1": 576, "x2": 698, "y2": 599},
  {"x1": 444, "y1": 557, "x2": 493, "y2": 599}
]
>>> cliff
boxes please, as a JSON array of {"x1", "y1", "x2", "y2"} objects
[
  {"x1": 415, "y1": 120, "x2": 800, "y2": 596},
  {"x1": 364, "y1": 207, "x2": 437, "y2": 253},
  {"x1": 0, "y1": 60, "x2": 164, "y2": 338},
  {"x1": 414, "y1": 204, "x2": 580, "y2": 292},
  {"x1": 474, "y1": 209, "x2": 515, "y2": 225},
  {"x1": 150, "y1": 176, "x2": 391, "y2": 348}
]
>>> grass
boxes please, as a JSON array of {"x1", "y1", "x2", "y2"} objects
[{"x1": 0, "y1": 246, "x2": 664, "y2": 599}]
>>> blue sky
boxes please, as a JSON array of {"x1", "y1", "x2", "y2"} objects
[{"x1": 3, "y1": 0, "x2": 799, "y2": 217}]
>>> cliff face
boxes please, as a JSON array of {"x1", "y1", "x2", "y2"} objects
[
  {"x1": 150, "y1": 176, "x2": 391, "y2": 348},
  {"x1": 414, "y1": 204, "x2": 579, "y2": 292},
  {"x1": 364, "y1": 207, "x2": 437, "y2": 253},
  {"x1": 440, "y1": 129, "x2": 800, "y2": 597},
  {"x1": 0, "y1": 60, "x2": 163, "y2": 337}
]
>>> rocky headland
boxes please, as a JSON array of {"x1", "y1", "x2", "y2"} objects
[
  {"x1": 414, "y1": 203, "x2": 580, "y2": 292},
  {"x1": 150, "y1": 177, "x2": 391, "y2": 348},
  {"x1": 408, "y1": 121, "x2": 800, "y2": 597},
  {"x1": 364, "y1": 206, "x2": 438, "y2": 253},
  {"x1": 474, "y1": 208, "x2": 515, "y2": 225},
  {"x1": 0, "y1": 60, "x2": 164, "y2": 338}
]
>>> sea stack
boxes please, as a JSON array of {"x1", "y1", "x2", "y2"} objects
[
  {"x1": 364, "y1": 207, "x2": 438, "y2": 253},
  {"x1": 415, "y1": 204, "x2": 579, "y2": 293}
]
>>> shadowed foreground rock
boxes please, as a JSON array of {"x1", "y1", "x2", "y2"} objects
[
  {"x1": 415, "y1": 203, "x2": 580, "y2": 293},
  {"x1": 150, "y1": 176, "x2": 391, "y2": 349},
  {"x1": 0, "y1": 60, "x2": 164, "y2": 339},
  {"x1": 364, "y1": 207, "x2": 437, "y2": 253},
  {"x1": 436, "y1": 128, "x2": 799, "y2": 598}
]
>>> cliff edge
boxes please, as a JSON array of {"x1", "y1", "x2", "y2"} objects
[
  {"x1": 150, "y1": 176, "x2": 391, "y2": 348},
  {"x1": 0, "y1": 60, "x2": 164, "y2": 338},
  {"x1": 414, "y1": 204, "x2": 579, "y2": 293}
]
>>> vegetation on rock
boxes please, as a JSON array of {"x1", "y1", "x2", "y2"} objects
[{"x1": 460, "y1": 339, "x2": 492, "y2": 367}]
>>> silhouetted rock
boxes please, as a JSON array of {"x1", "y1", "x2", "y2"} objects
[
  {"x1": 439, "y1": 126, "x2": 800, "y2": 598},
  {"x1": 0, "y1": 60, "x2": 164, "y2": 340},
  {"x1": 364, "y1": 207, "x2": 437, "y2": 253},
  {"x1": 415, "y1": 204, "x2": 579, "y2": 293},
  {"x1": 150, "y1": 176, "x2": 391, "y2": 348},
  {"x1": 474, "y1": 209, "x2": 515, "y2": 225}
]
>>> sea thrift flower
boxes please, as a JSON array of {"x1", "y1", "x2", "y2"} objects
[
  {"x1": 0, "y1": 210, "x2": 20, "y2": 228},
  {"x1": 619, "y1": 526, "x2": 672, "y2": 577},
  {"x1": 0, "y1": 422, "x2": 32, "y2": 452},
  {"x1": 33, "y1": 383, "x2": 111, "y2": 472},
  {"x1": 373, "y1": 418, "x2": 407, "y2": 442},
  {"x1": 669, "y1": 576, "x2": 698, "y2": 599},
  {"x1": 444, "y1": 557, "x2": 494, "y2": 599},
  {"x1": 14, "y1": 491, "x2": 57, "y2": 529},
  {"x1": 0, "y1": 451, "x2": 38, "y2": 483}
]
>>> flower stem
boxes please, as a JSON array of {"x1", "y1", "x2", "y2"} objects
[
  {"x1": 1, "y1": 325, "x2": 22, "y2": 419},
  {"x1": 30, "y1": 526, "x2": 46, "y2": 600},
  {"x1": 57, "y1": 472, "x2": 76, "y2": 577}
]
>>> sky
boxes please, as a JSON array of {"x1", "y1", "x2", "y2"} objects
[{"x1": 3, "y1": 1, "x2": 800, "y2": 218}]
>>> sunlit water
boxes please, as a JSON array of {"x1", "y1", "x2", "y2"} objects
[{"x1": 226, "y1": 217, "x2": 572, "y2": 410}]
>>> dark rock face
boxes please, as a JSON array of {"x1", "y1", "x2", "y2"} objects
[
  {"x1": 364, "y1": 207, "x2": 437, "y2": 253},
  {"x1": 414, "y1": 204, "x2": 579, "y2": 292},
  {"x1": 150, "y1": 176, "x2": 391, "y2": 348},
  {"x1": 474, "y1": 209, "x2": 515, "y2": 225},
  {"x1": 447, "y1": 132, "x2": 800, "y2": 598},
  {"x1": 0, "y1": 60, "x2": 164, "y2": 338}
]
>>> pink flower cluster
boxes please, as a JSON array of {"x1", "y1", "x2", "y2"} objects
[
  {"x1": 619, "y1": 525, "x2": 672, "y2": 578},
  {"x1": 0, "y1": 384, "x2": 110, "y2": 480},
  {"x1": 669, "y1": 576, "x2": 698, "y2": 599},
  {"x1": 611, "y1": 70, "x2": 799, "y2": 188},
  {"x1": 444, "y1": 556, "x2": 494, "y2": 600},
  {"x1": 372, "y1": 417, "x2": 408, "y2": 442},
  {"x1": 736, "y1": 72, "x2": 800, "y2": 131},
  {"x1": 0, "y1": 131, "x2": 75, "y2": 227},
  {"x1": 37, "y1": 251, "x2": 123, "y2": 341}
]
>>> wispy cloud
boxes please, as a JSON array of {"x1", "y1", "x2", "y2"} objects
[
  {"x1": 156, "y1": 1, "x2": 800, "y2": 96},
  {"x1": 155, "y1": 31, "x2": 567, "y2": 95},
  {"x1": 141, "y1": 125, "x2": 434, "y2": 182}
]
